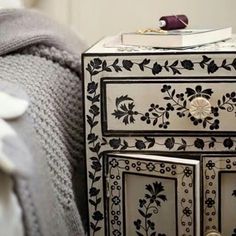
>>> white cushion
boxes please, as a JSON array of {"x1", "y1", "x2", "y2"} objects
[{"x1": 0, "y1": 92, "x2": 29, "y2": 120}]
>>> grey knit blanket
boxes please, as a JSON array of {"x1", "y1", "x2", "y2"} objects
[{"x1": 0, "y1": 9, "x2": 86, "y2": 236}]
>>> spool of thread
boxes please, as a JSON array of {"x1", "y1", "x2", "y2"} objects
[{"x1": 159, "y1": 14, "x2": 189, "y2": 30}]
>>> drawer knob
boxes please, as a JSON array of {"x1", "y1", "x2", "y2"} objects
[
  {"x1": 205, "y1": 230, "x2": 222, "y2": 236},
  {"x1": 189, "y1": 97, "x2": 211, "y2": 119}
]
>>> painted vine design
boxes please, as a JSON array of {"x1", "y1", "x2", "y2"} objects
[
  {"x1": 134, "y1": 181, "x2": 167, "y2": 236},
  {"x1": 204, "y1": 158, "x2": 236, "y2": 232},
  {"x1": 112, "y1": 84, "x2": 236, "y2": 130},
  {"x1": 85, "y1": 56, "x2": 236, "y2": 235},
  {"x1": 108, "y1": 157, "x2": 194, "y2": 235},
  {"x1": 108, "y1": 136, "x2": 236, "y2": 151}
]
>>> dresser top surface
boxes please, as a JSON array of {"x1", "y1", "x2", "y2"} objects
[{"x1": 84, "y1": 34, "x2": 236, "y2": 55}]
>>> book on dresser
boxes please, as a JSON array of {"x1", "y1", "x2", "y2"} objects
[{"x1": 121, "y1": 27, "x2": 232, "y2": 49}]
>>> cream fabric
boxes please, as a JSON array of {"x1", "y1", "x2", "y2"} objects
[
  {"x1": 0, "y1": 171, "x2": 24, "y2": 236},
  {"x1": 0, "y1": 90, "x2": 29, "y2": 236},
  {"x1": 0, "y1": 92, "x2": 29, "y2": 120}
]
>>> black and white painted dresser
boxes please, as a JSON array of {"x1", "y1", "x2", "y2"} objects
[{"x1": 82, "y1": 36, "x2": 236, "y2": 236}]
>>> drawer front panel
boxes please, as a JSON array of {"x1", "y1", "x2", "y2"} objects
[
  {"x1": 105, "y1": 153, "x2": 200, "y2": 236},
  {"x1": 102, "y1": 78, "x2": 236, "y2": 136}
]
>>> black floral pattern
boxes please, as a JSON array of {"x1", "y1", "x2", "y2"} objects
[
  {"x1": 217, "y1": 92, "x2": 236, "y2": 112},
  {"x1": 183, "y1": 207, "x2": 192, "y2": 217},
  {"x1": 106, "y1": 136, "x2": 236, "y2": 152},
  {"x1": 205, "y1": 198, "x2": 215, "y2": 208},
  {"x1": 203, "y1": 156, "x2": 236, "y2": 232},
  {"x1": 85, "y1": 55, "x2": 236, "y2": 235},
  {"x1": 223, "y1": 137, "x2": 234, "y2": 149},
  {"x1": 205, "y1": 160, "x2": 215, "y2": 170},
  {"x1": 183, "y1": 167, "x2": 193, "y2": 177},
  {"x1": 111, "y1": 83, "x2": 236, "y2": 131},
  {"x1": 134, "y1": 182, "x2": 167, "y2": 236}
]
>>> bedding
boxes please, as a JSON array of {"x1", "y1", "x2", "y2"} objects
[
  {"x1": 0, "y1": 8, "x2": 86, "y2": 236},
  {"x1": 0, "y1": 86, "x2": 29, "y2": 236}
]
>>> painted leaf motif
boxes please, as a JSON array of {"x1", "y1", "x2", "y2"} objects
[
  {"x1": 171, "y1": 67, "x2": 181, "y2": 75},
  {"x1": 112, "y1": 110, "x2": 126, "y2": 119},
  {"x1": 209, "y1": 141, "x2": 215, "y2": 148},
  {"x1": 177, "y1": 145, "x2": 186, "y2": 151},
  {"x1": 89, "y1": 171, "x2": 94, "y2": 180},
  {"x1": 121, "y1": 140, "x2": 129, "y2": 150},
  {"x1": 139, "y1": 58, "x2": 150, "y2": 71},
  {"x1": 232, "y1": 58, "x2": 236, "y2": 69},
  {"x1": 94, "y1": 227, "x2": 102, "y2": 232},
  {"x1": 202, "y1": 55, "x2": 211, "y2": 63},
  {"x1": 115, "y1": 95, "x2": 133, "y2": 107},
  {"x1": 171, "y1": 60, "x2": 178, "y2": 66},
  {"x1": 112, "y1": 59, "x2": 122, "y2": 72},
  {"x1": 185, "y1": 87, "x2": 195, "y2": 97},
  {"x1": 136, "y1": 232, "x2": 144, "y2": 236},
  {"x1": 89, "y1": 199, "x2": 97, "y2": 206},
  {"x1": 86, "y1": 63, "x2": 92, "y2": 74},
  {"x1": 158, "y1": 194, "x2": 167, "y2": 201},
  {"x1": 202, "y1": 88, "x2": 213, "y2": 96},
  {"x1": 138, "y1": 209, "x2": 146, "y2": 218}
]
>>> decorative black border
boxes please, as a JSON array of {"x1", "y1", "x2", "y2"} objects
[
  {"x1": 101, "y1": 78, "x2": 236, "y2": 136},
  {"x1": 202, "y1": 155, "x2": 236, "y2": 233},
  {"x1": 83, "y1": 53, "x2": 236, "y2": 236}
]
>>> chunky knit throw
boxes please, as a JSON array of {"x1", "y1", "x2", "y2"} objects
[{"x1": 0, "y1": 9, "x2": 87, "y2": 236}]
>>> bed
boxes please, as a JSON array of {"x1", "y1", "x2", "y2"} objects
[{"x1": 0, "y1": 8, "x2": 86, "y2": 236}]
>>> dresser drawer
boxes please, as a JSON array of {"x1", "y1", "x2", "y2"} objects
[{"x1": 101, "y1": 77, "x2": 236, "y2": 136}]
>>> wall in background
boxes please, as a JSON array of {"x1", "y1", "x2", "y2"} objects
[
  {"x1": 35, "y1": 0, "x2": 236, "y2": 46},
  {"x1": 35, "y1": 0, "x2": 70, "y2": 25}
]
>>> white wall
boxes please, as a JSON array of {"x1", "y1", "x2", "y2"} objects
[
  {"x1": 35, "y1": 0, "x2": 236, "y2": 46},
  {"x1": 35, "y1": 0, "x2": 70, "y2": 25}
]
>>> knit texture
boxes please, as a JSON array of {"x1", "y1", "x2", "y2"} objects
[
  {"x1": 0, "y1": 9, "x2": 86, "y2": 57},
  {"x1": 0, "y1": 8, "x2": 87, "y2": 236},
  {"x1": 0, "y1": 53, "x2": 85, "y2": 236}
]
